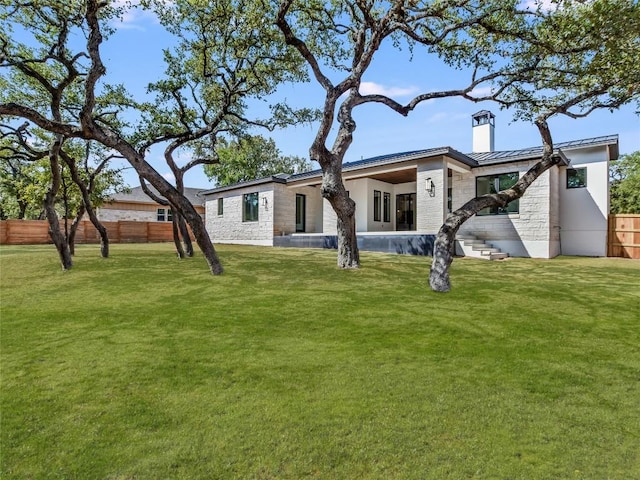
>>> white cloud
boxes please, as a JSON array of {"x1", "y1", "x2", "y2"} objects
[
  {"x1": 468, "y1": 85, "x2": 495, "y2": 98},
  {"x1": 162, "y1": 172, "x2": 176, "y2": 183},
  {"x1": 359, "y1": 82, "x2": 420, "y2": 98},
  {"x1": 110, "y1": 1, "x2": 162, "y2": 31}
]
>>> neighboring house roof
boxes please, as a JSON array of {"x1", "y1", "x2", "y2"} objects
[
  {"x1": 200, "y1": 134, "x2": 618, "y2": 195},
  {"x1": 109, "y1": 185, "x2": 206, "y2": 206}
]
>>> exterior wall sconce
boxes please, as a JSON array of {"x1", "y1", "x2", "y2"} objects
[
  {"x1": 425, "y1": 178, "x2": 436, "y2": 197},
  {"x1": 261, "y1": 196, "x2": 268, "y2": 208}
]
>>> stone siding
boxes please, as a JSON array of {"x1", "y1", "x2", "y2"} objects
[
  {"x1": 205, "y1": 185, "x2": 275, "y2": 246},
  {"x1": 455, "y1": 160, "x2": 556, "y2": 257},
  {"x1": 273, "y1": 184, "x2": 322, "y2": 235}
]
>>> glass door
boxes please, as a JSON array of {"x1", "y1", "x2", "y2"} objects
[
  {"x1": 295, "y1": 194, "x2": 306, "y2": 232},
  {"x1": 396, "y1": 193, "x2": 416, "y2": 231}
]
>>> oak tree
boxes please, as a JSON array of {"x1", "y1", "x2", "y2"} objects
[
  {"x1": 274, "y1": 0, "x2": 639, "y2": 289},
  {"x1": 1, "y1": 0, "x2": 306, "y2": 273},
  {"x1": 204, "y1": 135, "x2": 312, "y2": 187}
]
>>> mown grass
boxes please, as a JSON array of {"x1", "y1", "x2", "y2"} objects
[{"x1": 1, "y1": 244, "x2": 639, "y2": 479}]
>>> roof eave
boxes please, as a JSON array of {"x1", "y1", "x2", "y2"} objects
[{"x1": 200, "y1": 175, "x2": 287, "y2": 195}]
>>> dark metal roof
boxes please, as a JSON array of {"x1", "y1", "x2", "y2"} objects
[
  {"x1": 469, "y1": 134, "x2": 618, "y2": 166},
  {"x1": 287, "y1": 147, "x2": 476, "y2": 183},
  {"x1": 199, "y1": 134, "x2": 618, "y2": 195},
  {"x1": 200, "y1": 174, "x2": 289, "y2": 195}
]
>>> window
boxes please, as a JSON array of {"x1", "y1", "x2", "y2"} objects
[
  {"x1": 383, "y1": 192, "x2": 391, "y2": 222},
  {"x1": 295, "y1": 194, "x2": 306, "y2": 232},
  {"x1": 567, "y1": 168, "x2": 587, "y2": 188},
  {"x1": 447, "y1": 169, "x2": 453, "y2": 214},
  {"x1": 167, "y1": 209, "x2": 173, "y2": 222},
  {"x1": 476, "y1": 172, "x2": 519, "y2": 215},
  {"x1": 217, "y1": 198, "x2": 224, "y2": 216},
  {"x1": 157, "y1": 208, "x2": 166, "y2": 221},
  {"x1": 373, "y1": 190, "x2": 381, "y2": 221},
  {"x1": 243, "y1": 192, "x2": 259, "y2": 222}
]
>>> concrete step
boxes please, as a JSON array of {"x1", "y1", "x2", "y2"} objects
[
  {"x1": 479, "y1": 248, "x2": 501, "y2": 255},
  {"x1": 456, "y1": 233, "x2": 509, "y2": 261}
]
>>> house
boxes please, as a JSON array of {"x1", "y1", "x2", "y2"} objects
[
  {"x1": 97, "y1": 185, "x2": 206, "y2": 223},
  {"x1": 201, "y1": 111, "x2": 618, "y2": 259}
]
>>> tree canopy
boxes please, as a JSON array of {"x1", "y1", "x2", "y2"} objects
[
  {"x1": 611, "y1": 151, "x2": 640, "y2": 214},
  {"x1": 204, "y1": 135, "x2": 312, "y2": 187},
  {"x1": 0, "y1": 0, "x2": 310, "y2": 273}
]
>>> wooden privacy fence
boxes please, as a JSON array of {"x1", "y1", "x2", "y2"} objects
[
  {"x1": 0, "y1": 220, "x2": 194, "y2": 245},
  {"x1": 608, "y1": 214, "x2": 640, "y2": 259}
]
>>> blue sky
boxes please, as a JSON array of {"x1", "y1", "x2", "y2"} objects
[{"x1": 99, "y1": 5, "x2": 638, "y2": 187}]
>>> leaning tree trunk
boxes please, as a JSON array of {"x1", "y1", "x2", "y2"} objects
[
  {"x1": 62, "y1": 152, "x2": 110, "y2": 258},
  {"x1": 68, "y1": 204, "x2": 86, "y2": 256},
  {"x1": 182, "y1": 205, "x2": 223, "y2": 274},
  {"x1": 429, "y1": 121, "x2": 561, "y2": 292},
  {"x1": 177, "y1": 212, "x2": 194, "y2": 257},
  {"x1": 171, "y1": 213, "x2": 187, "y2": 259}
]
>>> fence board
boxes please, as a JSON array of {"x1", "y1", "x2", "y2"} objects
[
  {"x1": 608, "y1": 214, "x2": 640, "y2": 259},
  {"x1": 0, "y1": 220, "x2": 193, "y2": 245}
]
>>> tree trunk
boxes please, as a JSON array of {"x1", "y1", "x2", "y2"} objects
[
  {"x1": 429, "y1": 124, "x2": 561, "y2": 292},
  {"x1": 335, "y1": 204, "x2": 359, "y2": 268},
  {"x1": 45, "y1": 137, "x2": 73, "y2": 270},
  {"x1": 68, "y1": 204, "x2": 86, "y2": 256},
  {"x1": 429, "y1": 225, "x2": 458, "y2": 293},
  {"x1": 172, "y1": 214, "x2": 186, "y2": 259},
  {"x1": 178, "y1": 213, "x2": 194, "y2": 257},
  {"x1": 184, "y1": 206, "x2": 223, "y2": 274},
  {"x1": 320, "y1": 162, "x2": 359, "y2": 268},
  {"x1": 62, "y1": 150, "x2": 110, "y2": 258}
]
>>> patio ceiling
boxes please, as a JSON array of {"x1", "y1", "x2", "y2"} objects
[{"x1": 365, "y1": 169, "x2": 417, "y2": 184}]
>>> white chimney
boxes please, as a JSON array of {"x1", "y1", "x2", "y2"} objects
[{"x1": 472, "y1": 110, "x2": 495, "y2": 153}]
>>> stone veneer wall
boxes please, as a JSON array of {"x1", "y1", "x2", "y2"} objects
[
  {"x1": 273, "y1": 184, "x2": 323, "y2": 236},
  {"x1": 97, "y1": 208, "x2": 159, "y2": 222},
  {"x1": 205, "y1": 184, "x2": 275, "y2": 246},
  {"x1": 455, "y1": 159, "x2": 556, "y2": 258},
  {"x1": 416, "y1": 157, "x2": 446, "y2": 232}
]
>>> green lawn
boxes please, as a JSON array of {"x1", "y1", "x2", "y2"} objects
[{"x1": 1, "y1": 244, "x2": 639, "y2": 479}]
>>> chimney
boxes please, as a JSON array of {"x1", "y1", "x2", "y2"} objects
[{"x1": 472, "y1": 110, "x2": 495, "y2": 153}]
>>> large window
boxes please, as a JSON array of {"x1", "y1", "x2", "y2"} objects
[
  {"x1": 447, "y1": 168, "x2": 453, "y2": 214},
  {"x1": 383, "y1": 192, "x2": 391, "y2": 222},
  {"x1": 567, "y1": 167, "x2": 587, "y2": 188},
  {"x1": 217, "y1": 198, "x2": 224, "y2": 216},
  {"x1": 295, "y1": 194, "x2": 306, "y2": 232},
  {"x1": 476, "y1": 172, "x2": 519, "y2": 215},
  {"x1": 373, "y1": 190, "x2": 381, "y2": 221},
  {"x1": 243, "y1": 192, "x2": 259, "y2": 222}
]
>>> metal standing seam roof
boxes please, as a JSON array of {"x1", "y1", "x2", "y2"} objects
[
  {"x1": 469, "y1": 134, "x2": 619, "y2": 166},
  {"x1": 199, "y1": 134, "x2": 618, "y2": 195}
]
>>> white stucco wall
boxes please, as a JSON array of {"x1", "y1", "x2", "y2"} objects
[
  {"x1": 559, "y1": 146, "x2": 610, "y2": 256},
  {"x1": 205, "y1": 184, "x2": 275, "y2": 246}
]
